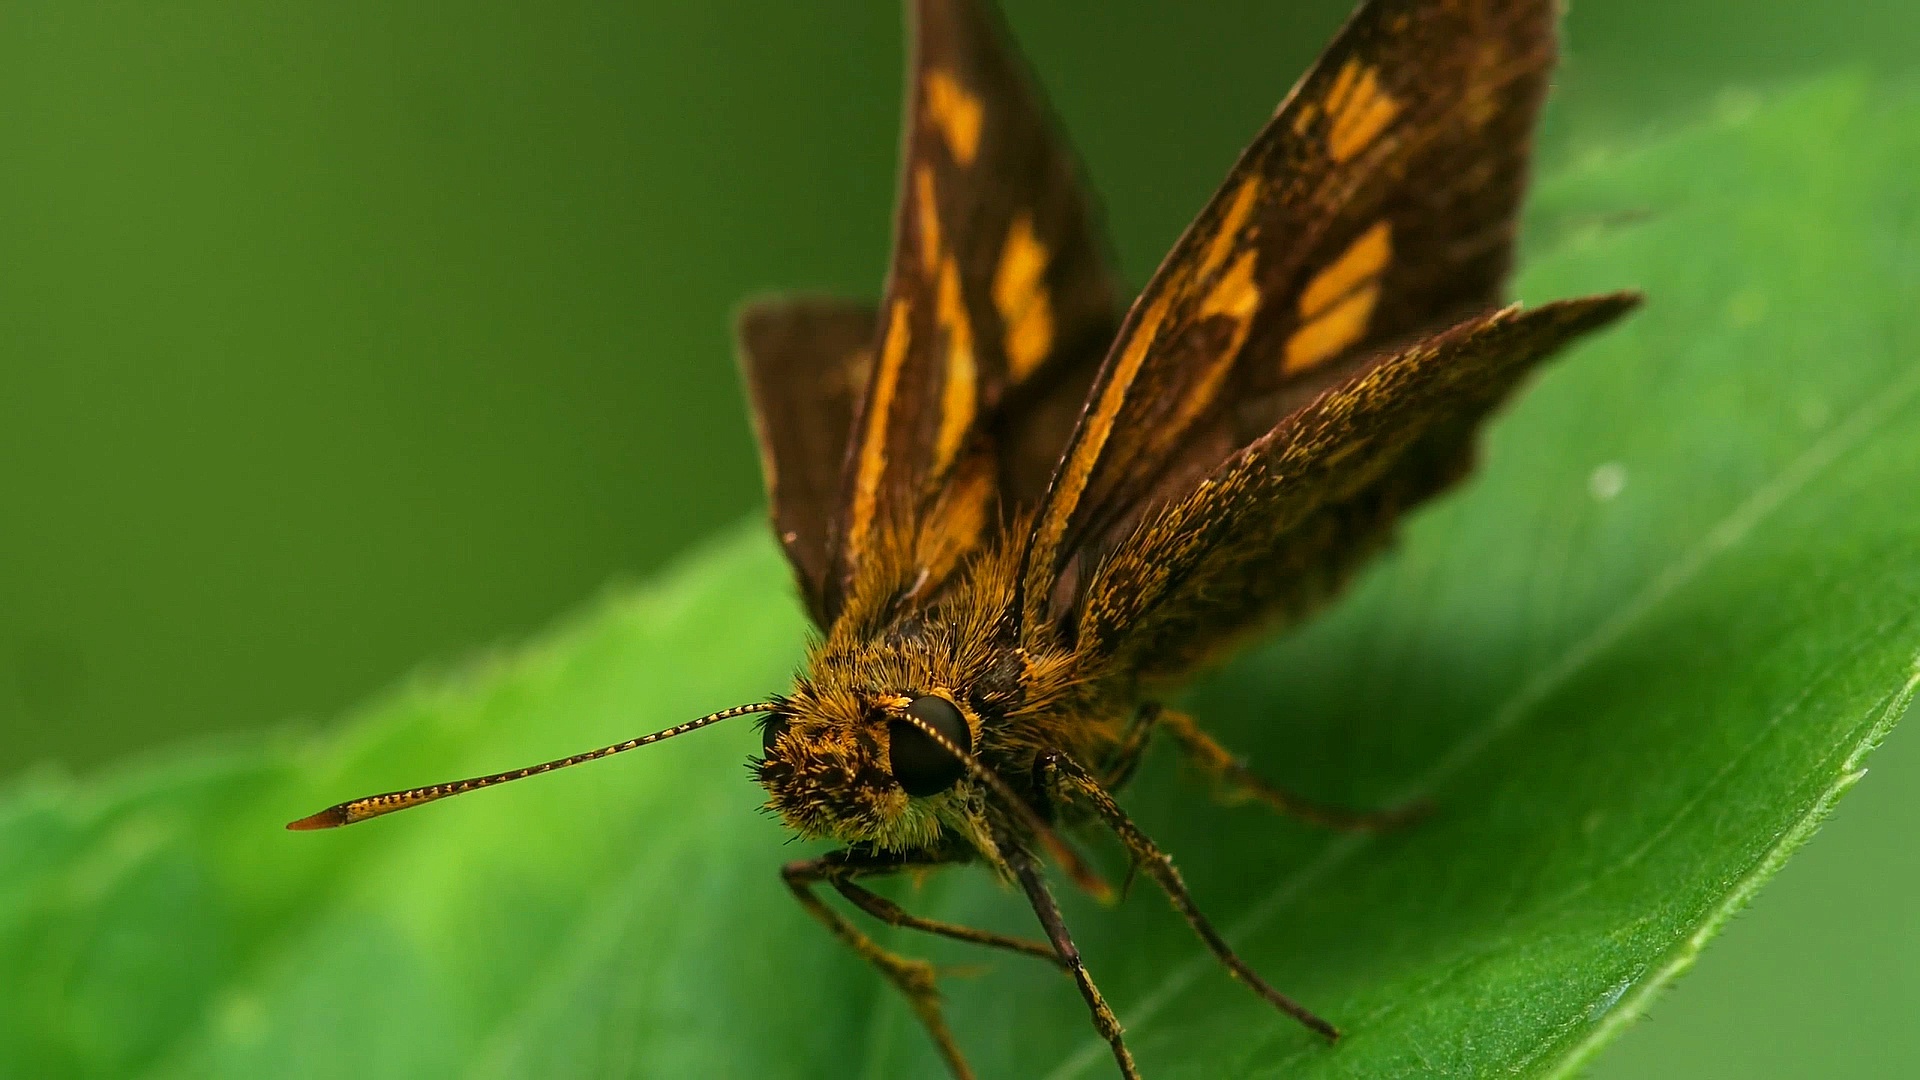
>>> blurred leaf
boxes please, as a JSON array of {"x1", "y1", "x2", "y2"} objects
[{"x1": 3, "y1": 75, "x2": 1918, "y2": 1079}]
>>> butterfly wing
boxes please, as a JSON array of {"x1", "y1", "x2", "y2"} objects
[
  {"x1": 1020, "y1": 0, "x2": 1566, "y2": 626},
  {"x1": 737, "y1": 297, "x2": 879, "y2": 624},
  {"x1": 1079, "y1": 294, "x2": 1641, "y2": 676},
  {"x1": 825, "y1": 0, "x2": 1120, "y2": 621}
]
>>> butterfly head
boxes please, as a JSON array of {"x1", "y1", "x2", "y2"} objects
[{"x1": 754, "y1": 685, "x2": 980, "y2": 850}]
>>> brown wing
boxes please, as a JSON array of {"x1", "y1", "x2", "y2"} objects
[
  {"x1": 1077, "y1": 294, "x2": 1642, "y2": 675},
  {"x1": 736, "y1": 297, "x2": 877, "y2": 624},
  {"x1": 826, "y1": 0, "x2": 1119, "y2": 621},
  {"x1": 1020, "y1": 0, "x2": 1563, "y2": 628}
]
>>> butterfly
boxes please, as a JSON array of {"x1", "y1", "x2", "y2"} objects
[{"x1": 290, "y1": 1, "x2": 1640, "y2": 1076}]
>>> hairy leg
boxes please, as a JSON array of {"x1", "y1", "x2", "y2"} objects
[
  {"x1": 1004, "y1": 842, "x2": 1140, "y2": 1080},
  {"x1": 782, "y1": 848, "x2": 1062, "y2": 1080},
  {"x1": 1149, "y1": 703, "x2": 1428, "y2": 831},
  {"x1": 1040, "y1": 750, "x2": 1340, "y2": 1042}
]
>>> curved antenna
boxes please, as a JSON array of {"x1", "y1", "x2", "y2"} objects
[
  {"x1": 286, "y1": 702, "x2": 780, "y2": 830},
  {"x1": 894, "y1": 710, "x2": 1113, "y2": 903}
]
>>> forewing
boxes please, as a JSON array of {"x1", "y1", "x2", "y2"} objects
[
  {"x1": 828, "y1": 0, "x2": 1120, "y2": 619},
  {"x1": 1078, "y1": 295, "x2": 1642, "y2": 675},
  {"x1": 1021, "y1": 0, "x2": 1561, "y2": 624},
  {"x1": 736, "y1": 297, "x2": 877, "y2": 625}
]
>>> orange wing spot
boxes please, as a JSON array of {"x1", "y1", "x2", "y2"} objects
[
  {"x1": 1286, "y1": 221, "x2": 1392, "y2": 374},
  {"x1": 1033, "y1": 291, "x2": 1173, "y2": 564},
  {"x1": 925, "y1": 70, "x2": 983, "y2": 166},
  {"x1": 1200, "y1": 175, "x2": 1262, "y2": 275},
  {"x1": 1199, "y1": 247, "x2": 1260, "y2": 323},
  {"x1": 992, "y1": 213, "x2": 1054, "y2": 380},
  {"x1": 1324, "y1": 58, "x2": 1363, "y2": 116},
  {"x1": 1290, "y1": 100, "x2": 1320, "y2": 133},
  {"x1": 1176, "y1": 248, "x2": 1261, "y2": 428},
  {"x1": 1284, "y1": 285, "x2": 1379, "y2": 373},
  {"x1": 932, "y1": 257, "x2": 977, "y2": 474},
  {"x1": 1300, "y1": 221, "x2": 1393, "y2": 318},
  {"x1": 1326, "y1": 63, "x2": 1400, "y2": 162},
  {"x1": 914, "y1": 165, "x2": 942, "y2": 275},
  {"x1": 848, "y1": 299, "x2": 913, "y2": 560}
]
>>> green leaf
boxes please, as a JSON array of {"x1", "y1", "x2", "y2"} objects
[{"x1": 5, "y1": 74, "x2": 1918, "y2": 1080}]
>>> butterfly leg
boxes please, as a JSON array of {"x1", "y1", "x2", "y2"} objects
[
  {"x1": 1004, "y1": 842, "x2": 1141, "y2": 1080},
  {"x1": 793, "y1": 848, "x2": 1065, "y2": 965},
  {"x1": 1039, "y1": 750, "x2": 1341, "y2": 1042},
  {"x1": 1148, "y1": 703, "x2": 1429, "y2": 832},
  {"x1": 782, "y1": 848, "x2": 1063, "y2": 1080}
]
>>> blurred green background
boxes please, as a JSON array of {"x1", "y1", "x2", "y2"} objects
[{"x1": 2, "y1": 1, "x2": 1915, "y2": 1075}]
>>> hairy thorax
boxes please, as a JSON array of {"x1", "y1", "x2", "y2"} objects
[{"x1": 755, "y1": 526, "x2": 1129, "y2": 854}]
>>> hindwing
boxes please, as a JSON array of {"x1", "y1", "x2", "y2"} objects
[{"x1": 737, "y1": 297, "x2": 879, "y2": 624}]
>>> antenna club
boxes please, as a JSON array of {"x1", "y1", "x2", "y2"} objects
[
  {"x1": 281, "y1": 701, "x2": 779, "y2": 834},
  {"x1": 286, "y1": 804, "x2": 353, "y2": 830}
]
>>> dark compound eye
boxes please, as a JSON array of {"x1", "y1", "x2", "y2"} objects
[
  {"x1": 888, "y1": 695, "x2": 972, "y2": 797},
  {"x1": 759, "y1": 712, "x2": 791, "y2": 758}
]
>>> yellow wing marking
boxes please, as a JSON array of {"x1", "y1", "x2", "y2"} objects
[
  {"x1": 1200, "y1": 248, "x2": 1261, "y2": 339},
  {"x1": 992, "y1": 213, "x2": 1054, "y2": 380},
  {"x1": 1172, "y1": 247, "x2": 1262, "y2": 430},
  {"x1": 1323, "y1": 59, "x2": 1363, "y2": 120},
  {"x1": 1031, "y1": 175, "x2": 1265, "y2": 573},
  {"x1": 1284, "y1": 289, "x2": 1380, "y2": 373},
  {"x1": 1200, "y1": 176, "x2": 1262, "y2": 276},
  {"x1": 925, "y1": 70, "x2": 983, "y2": 166},
  {"x1": 1300, "y1": 220, "x2": 1392, "y2": 316},
  {"x1": 1323, "y1": 59, "x2": 1400, "y2": 162},
  {"x1": 1290, "y1": 100, "x2": 1320, "y2": 134},
  {"x1": 914, "y1": 165, "x2": 942, "y2": 275},
  {"x1": 1285, "y1": 221, "x2": 1393, "y2": 374},
  {"x1": 1191, "y1": 178, "x2": 1263, "y2": 379},
  {"x1": 932, "y1": 256, "x2": 978, "y2": 475},
  {"x1": 911, "y1": 163, "x2": 974, "y2": 479},
  {"x1": 848, "y1": 299, "x2": 913, "y2": 563},
  {"x1": 1031, "y1": 291, "x2": 1174, "y2": 569}
]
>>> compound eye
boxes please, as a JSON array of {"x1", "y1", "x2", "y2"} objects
[
  {"x1": 888, "y1": 695, "x2": 971, "y2": 797},
  {"x1": 759, "y1": 712, "x2": 791, "y2": 758}
]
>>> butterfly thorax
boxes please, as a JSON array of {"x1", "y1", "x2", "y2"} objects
[{"x1": 754, "y1": 521, "x2": 1130, "y2": 855}]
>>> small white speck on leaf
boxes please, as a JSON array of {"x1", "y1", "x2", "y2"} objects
[
  {"x1": 1588, "y1": 462, "x2": 1628, "y2": 502},
  {"x1": 1586, "y1": 976, "x2": 1637, "y2": 1021}
]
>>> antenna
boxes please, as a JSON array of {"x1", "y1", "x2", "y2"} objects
[{"x1": 286, "y1": 702, "x2": 779, "y2": 830}]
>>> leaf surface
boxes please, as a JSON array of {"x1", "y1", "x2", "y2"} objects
[{"x1": 2, "y1": 76, "x2": 1917, "y2": 1080}]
